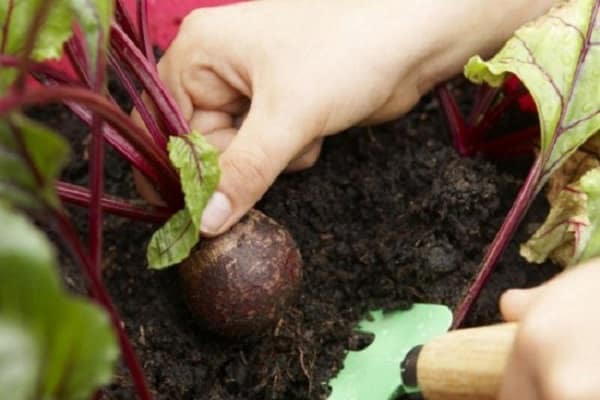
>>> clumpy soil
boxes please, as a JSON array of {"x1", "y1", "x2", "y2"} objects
[{"x1": 36, "y1": 80, "x2": 558, "y2": 400}]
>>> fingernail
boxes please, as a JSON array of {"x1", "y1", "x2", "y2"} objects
[{"x1": 201, "y1": 191, "x2": 232, "y2": 234}]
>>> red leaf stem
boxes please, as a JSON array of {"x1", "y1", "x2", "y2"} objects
[
  {"x1": 107, "y1": 52, "x2": 167, "y2": 149},
  {"x1": 88, "y1": 116, "x2": 105, "y2": 270},
  {"x1": 137, "y1": 0, "x2": 156, "y2": 65},
  {"x1": 63, "y1": 101, "x2": 174, "y2": 194},
  {"x1": 0, "y1": 54, "x2": 79, "y2": 85},
  {"x1": 467, "y1": 85, "x2": 500, "y2": 127},
  {"x1": 65, "y1": 34, "x2": 92, "y2": 87},
  {"x1": 436, "y1": 85, "x2": 468, "y2": 155},
  {"x1": 475, "y1": 125, "x2": 539, "y2": 158},
  {"x1": 453, "y1": 157, "x2": 543, "y2": 328},
  {"x1": 0, "y1": 86, "x2": 183, "y2": 207},
  {"x1": 53, "y1": 211, "x2": 153, "y2": 400},
  {"x1": 57, "y1": 181, "x2": 170, "y2": 223},
  {"x1": 114, "y1": 0, "x2": 142, "y2": 48},
  {"x1": 110, "y1": 23, "x2": 189, "y2": 136}
]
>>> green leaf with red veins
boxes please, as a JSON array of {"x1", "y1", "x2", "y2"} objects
[
  {"x1": 521, "y1": 167, "x2": 600, "y2": 267},
  {"x1": 0, "y1": 0, "x2": 73, "y2": 60},
  {"x1": 465, "y1": 0, "x2": 600, "y2": 184},
  {"x1": 168, "y1": 132, "x2": 220, "y2": 230},
  {"x1": 0, "y1": 0, "x2": 112, "y2": 90},
  {"x1": 0, "y1": 204, "x2": 118, "y2": 400},
  {"x1": 147, "y1": 132, "x2": 220, "y2": 269},
  {"x1": 0, "y1": 0, "x2": 73, "y2": 90},
  {"x1": 0, "y1": 114, "x2": 69, "y2": 210},
  {"x1": 146, "y1": 208, "x2": 198, "y2": 269}
]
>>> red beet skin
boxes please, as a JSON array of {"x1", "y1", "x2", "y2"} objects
[{"x1": 179, "y1": 210, "x2": 303, "y2": 337}]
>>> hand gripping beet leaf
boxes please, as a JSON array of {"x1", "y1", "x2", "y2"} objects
[
  {"x1": 147, "y1": 132, "x2": 220, "y2": 269},
  {"x1": 454, "y1": 0, "x2": 600, "y2": 327}
]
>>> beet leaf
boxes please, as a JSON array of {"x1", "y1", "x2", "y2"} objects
[
  {"x1": 0, "y1": 113, "x2": 69, "y2": 209},
  {"x1": 522, "y1": 166, "x2": 600, "y2": 266},
  {"x1": 0, "y1": 0, "x2": 72, "y2": 61},
  {"x1": 0, "y1": 203, "x2": 118, "y2": 400},
  {"x1": 0, "y1": 0, "x2": 112, "y2": 88},
  {"x1": 147, "y1": 131, "x2": 220, "y2": 269},
  {"x1": 455, "y1": 0, "x2": 599, "y2": 327}
]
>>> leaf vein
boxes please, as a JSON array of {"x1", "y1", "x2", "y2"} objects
[
  {"x1": 157, "y1": 217, "x2": 194, "y2": 257},
  {"x1": 557, "y1": 0, "x2": 599, "y2": 136},
  {"x1": 563, "y1": 109, "x2": 600, "y2": 132},
  {"x1": 546, "y1": 15, "x2": 586, "y2": 42},
  {"x1": 515, "y1": 35, "x2": 565, "y2": 111}
]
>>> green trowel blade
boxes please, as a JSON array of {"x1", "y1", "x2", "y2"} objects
[{"x1": 328, "y1": 304, "x2": 452, "y2": 400}]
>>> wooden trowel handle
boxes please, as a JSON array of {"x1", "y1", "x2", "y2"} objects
[{"x1": 401, "y1": 322, "x2": 518, "y2": 400}]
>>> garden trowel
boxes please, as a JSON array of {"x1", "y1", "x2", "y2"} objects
[{"x1": 328, "y1": 304, "x2": 517, "y2": 400}]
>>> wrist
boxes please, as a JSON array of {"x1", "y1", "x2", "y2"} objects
[{"x1": 414, "y1": 0, "x2": 557, "y2": 93}]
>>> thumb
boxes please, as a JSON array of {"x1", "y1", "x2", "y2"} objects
[{"x1": 199, "y1": 101, "x2": 312, "y2": 236}]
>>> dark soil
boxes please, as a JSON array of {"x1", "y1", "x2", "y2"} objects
[{"x1": 34, "y1": 79, "x2": 559, "y2": 400}]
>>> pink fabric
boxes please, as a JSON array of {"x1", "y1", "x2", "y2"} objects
[{"x1": 121, "y1": 0, "x2": 243, "y2": 49}]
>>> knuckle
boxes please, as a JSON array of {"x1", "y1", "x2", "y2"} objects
[
  {"x1": 515, "y1": 317, "x2": 553, "y2": 356},
  {"x1": 222, "y1": 148, "x2": 273, "y2": 195}
]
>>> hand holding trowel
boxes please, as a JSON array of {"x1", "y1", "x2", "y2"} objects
[
  {"x1": 328, "y1": 304, "x2": 517, "y2": 400},
  {"x1": 400, "y1": 321, "x2": 517, "y2": 400}
]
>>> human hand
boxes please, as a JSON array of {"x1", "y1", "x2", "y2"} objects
[
  {"x1": 138, "y1": 0, "x2": 555, "y2": 235},
  {"x1": 499, "y1": 260, "x2": 600, "y2": 400}
]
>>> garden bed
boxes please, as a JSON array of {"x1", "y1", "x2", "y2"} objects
[{"x1": 36, "y1": 80, "x2": 558, "y2": 400}]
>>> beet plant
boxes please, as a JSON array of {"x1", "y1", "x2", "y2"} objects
[
  {"x1": 0, "y1": 0, "x2": 598, "y2": 397},
  {"x1": 446, "y1": 0, "x2": 600, "y2": 327},
  {"x1": 1, "y1": 0, "x2": 304, "y2": 396}
]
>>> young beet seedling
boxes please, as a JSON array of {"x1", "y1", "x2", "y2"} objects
[
  {"x1": 0, "y1": 0, "x2": 301, "y2": 398},
  {"x1": 446, "y1": 0, "x2": 600, "y2": 327}
]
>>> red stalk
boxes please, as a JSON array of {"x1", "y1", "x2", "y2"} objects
[
  {"x1": 88, "y1": 115, "x2": 105, "y2": 271},
  {"x1": 63, "y1": 101, "x2": 174, "y2": 195},
  {"x1": 57, "y1": 181, "x2": 169, "y2": 223},
  {"x1": 22, "y1": 64, "x2": 173, "y2": 195},
  {"x1": 114, "y1": 0, "x2": 142, "y2": 48},
  {"x1": 475, "y1": 125, "x2": 539, "y2": 158},
  {"x1": 0, "y1": 54, "x2": 80, "y2": 85},
  {"x1": 110, "y1": 23, "x2": 189, "y2": 136},
  {"x1": 467, "y1": 85, "x2": 500, "y2": 126},
  {"x1": 107, "y1": 52, "x2": 167, "y2": 149},
  {"x1": 137, "y1": 0, "x2": 156, "y2": 65},
  {"x1": 452, "y1": 157, "x2": 543, "y2": 328},
  {"x1": 9, "y1": 119, "x2": 152, "y2": 399},
  {"x1": 468, "y1": 89, "x2": 526, "y2": 141},
  {"x1": 0, "y1": 85, "x2": 183, "y2": 207},
  {"x1": 66, "y1": 34, "x2": 93, "y2": 87},
  {"x1": 436, "y1": 85, "x2": 468, "y2": 155},
  {"x1": 88, "y1": 27, "x2": 107, "y2": 273},
  {"x1": 437, "y1": 82, "x2": 529, "y2": 157},
  {"x1": 0, "y1": 54, "x2": 168, "y2": 188},
  {"x1": 53, "y1": 211, "x2": 153, "y2": 400}
]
